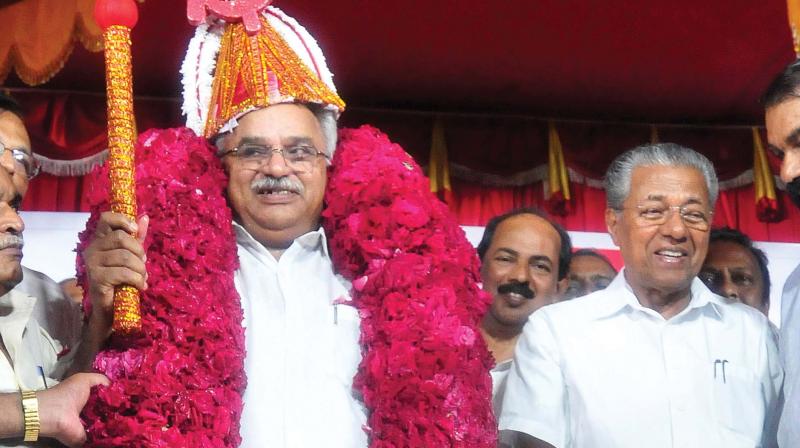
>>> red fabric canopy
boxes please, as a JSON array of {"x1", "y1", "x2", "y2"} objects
[
  {"x1": 5, "y1": 1, "x2": 800, "y2": 242},
  {"x1": 4, "y1": 1, "x2": 794, "y2": 122}
]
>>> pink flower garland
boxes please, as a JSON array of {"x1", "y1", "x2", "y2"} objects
[
  {"x1": 324, "y1": 126, "x2": 497, "y2": 447},
  {"x1": 76, "y1": 128, "x2": 246, "y2": 447},
  {"x1": 75, "y1": 125, "x2": 495, "y2": 447}
]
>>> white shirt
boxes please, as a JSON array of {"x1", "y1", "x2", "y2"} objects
[
  {"x1": 491, "y1": 359, "x2": 512, "y2": 418},
  {"x1": 16, "y1": 266, "x2": 82, "y2": 365},
  {"x1": 0, "y1": 290, "x2": 63, "y2": 448},
  {"x1": 234, "y1": 224, "x2": 367, "y2": 447},
  {"x1": 779, "y1": 263, "x2": 800, "y2": 447},
  {"x1": 492, "y1": 359, "x2": 514, "y2": 448},
  {"x1": 499, "y1": 272, "x2": 783, "y2": 448}
]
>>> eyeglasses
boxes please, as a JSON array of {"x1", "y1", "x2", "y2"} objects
[
  {"x1": 622, "y1": 204, "x2": 713, "y2": 231},
  {"x1": 218, "y1": 143, "x2": 327, "y2": 173},
  {"x1": 0, "y1": 141, "x2": 39, "y2": 179}
]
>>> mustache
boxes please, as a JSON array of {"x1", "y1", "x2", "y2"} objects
[
  {"x1": 0, "y1": 234, "x2": 23, "y2": 250},
  {"x1": 250, "y1": 176, "x2": 304, "y2": 195},
  {"x1": 497, "y1": 281, "x2": 535, "y2": 299},
  {"x1": 787, "y1": 177, "x2": 800, "y2": 209}
]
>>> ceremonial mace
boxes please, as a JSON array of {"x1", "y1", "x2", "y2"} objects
[{"x1": 94, "y1": 0, "x2": 142, "y2": 334}]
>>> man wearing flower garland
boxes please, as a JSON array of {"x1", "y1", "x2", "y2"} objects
[
  {"x1": 763, "y1": 60, "x2": 800, "y2": 448},
  {"x1": 476, "y1": 208, "x2": 571, "y2": 417},
  {"x1": 499, "y1": 143, "x2": 782, "y2": 447},
  {"x1": 0, "y1": 95, "x2": 109, "y2": 447},
  {"x1": 79, "y1": 5, "x2": 371, "y2": 447}
]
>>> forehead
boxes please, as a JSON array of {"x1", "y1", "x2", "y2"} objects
[
  {"x1": 0, "y1": 111, "x2": 30, "y2": 149},
  {"x1": 705, "y1": 240, "x2": 759, "y2": 270},
  {"x1": 627, "y1": 164, "x2": 709, "y2": 204},
  {"x1": 569, "y1": 254, "x2": 615, "y2": 276},
  {"x1": 490, "y1": 214, "x2": 561, "y2": 257},
  {"x1": 230, "y1": 104, "x2": 323, "y2": 143},
  {"x1": 766, "y1": 97, "x2": 800, "y2": 147}
]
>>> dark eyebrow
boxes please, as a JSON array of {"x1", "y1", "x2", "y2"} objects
[
  {"x1": 785, "y1": 127, "x2": 800, "y2": 148},
  {"x1": 494, "y1": 248, "x2": 519, "y2": 257},
  {"x1": 590, "y1": 274, "x2": 613, "y2": 282},
  {"x1": 529, "y1": 255, "x2": 553, "y2": 265}
]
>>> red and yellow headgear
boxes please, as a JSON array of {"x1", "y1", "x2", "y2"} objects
[{"x1": 181, "y1": 1, "x2": 345, "y2": 138}]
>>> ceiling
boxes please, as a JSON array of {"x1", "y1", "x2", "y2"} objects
[{"x1": 4, "y1": 1, "x2": 797, "y2": 124}]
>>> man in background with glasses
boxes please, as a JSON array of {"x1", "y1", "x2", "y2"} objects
[
  {"x1": 0, "y1": 95, "x2": 85, "y2": 394},
  {"x1": 0, "y1": 92, "x2": 109, "y2": 447},
  {"x1": 499, "y1": 143, "x2": 782, "y2": 447}
]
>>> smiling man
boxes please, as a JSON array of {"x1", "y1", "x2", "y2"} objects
[
  {"x1": 499, "y1": 143, "x2": 782, "y2": 448},
  {"x1": 78, "y1": 6, "x2": 368, "y2": 447},
  {"x1": 476, "y1": 208, "x2": 571, "y2": 417}
]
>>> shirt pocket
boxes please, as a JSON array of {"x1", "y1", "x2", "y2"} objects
[
  {"x1": 712, "y1": 362, "x2": 763, "y2": 446},
  {"x1": 329, "y1": 304, "x2": 362, "y2": 387}
]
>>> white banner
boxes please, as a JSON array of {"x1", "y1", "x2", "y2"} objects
[{"x1": 17, "y1": 213, "x2": 799, "y2": 327}]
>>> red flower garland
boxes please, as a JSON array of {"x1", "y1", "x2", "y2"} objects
[
  {"x1": 76, "y1": 128, "x2": 246, "y2": 447},
  {"x1": 76, "y1": 125, "x2": 495, "y2": 447},
  {"x1": 324, "y1": 126, "x2": 497, "y2": 447}
]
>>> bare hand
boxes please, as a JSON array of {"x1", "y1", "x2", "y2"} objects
[
  {"x1": 82, "y1": 212, "x2": 149, "y2": 330},
  {"x1": 38, "y1": 373, "x2": 110, "y2": 447}
]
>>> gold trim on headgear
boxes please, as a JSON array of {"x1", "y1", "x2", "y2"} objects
[
  {"x1": 206, "y1": 15, "x2": 345, "y2": 138},
  {"x1": 181, "y1": 5, "x2": 345, "y2": 138}
]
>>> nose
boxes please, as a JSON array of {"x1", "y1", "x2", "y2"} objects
[
  {"x1": 721, "y1": 274, "x2": 739, "y2": 300},
  {"x1": 780, "y1": 149, "x2": 800, "y2": 184},
  {"x1": 261, "y1": 149, "x2": 292, "y2": 177},
  {"x1": 509, "y1": 260, "x2": 532, "y2": 285},
  {"x1": 659, "y1": 207, "x2": 688, "y2": 241},
  {"x1": 0, "y1": 204, "x2": 23, "y2": 235}
]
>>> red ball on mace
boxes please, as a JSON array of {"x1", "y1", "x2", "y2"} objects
[{"x1": 94, "y1": 0, "x2": 139, "y2": 30}]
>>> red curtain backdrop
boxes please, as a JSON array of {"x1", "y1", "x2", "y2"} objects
[
  {"x1": 448, "y1": 180, "x2": 800, "y2": 243},
  {"x1": 12, "y1": 90, "x2": 799, "y2": 243}
]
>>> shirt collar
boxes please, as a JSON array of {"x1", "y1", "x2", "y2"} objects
[
  {"x1": 593, "y1": 268, "x2": 723, "y2": 321},
  {"x1": 233, "y1": 221, "x2": 331, "y2": 259}
]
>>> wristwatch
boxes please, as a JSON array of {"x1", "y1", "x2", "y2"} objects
[{"x1": 20, "y1": 390, "x2": 39, "y2": 442}]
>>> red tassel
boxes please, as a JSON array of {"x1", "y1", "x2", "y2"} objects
[
  {"x1": 756, "y1": 196, "x2": 783, "y2": 223},
  {"x1": 545, "y1": 191, "x2": 570, "y2": 217}
]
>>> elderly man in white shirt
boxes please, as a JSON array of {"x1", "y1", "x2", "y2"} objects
[
  {"x1": 78, "y1": 5, "x2": 368, "y2": 445},
  {"x1": 763, "y1": 61, "x2": 800, "y2": 448},
  {"x1": 0, "y1": 94, "x2": 108, "y2": 447},
  {"x1": 499, "y1": 143, "x2": 783, "y2": 448}
]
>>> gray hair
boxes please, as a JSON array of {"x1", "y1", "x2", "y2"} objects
[
  {"x1": 214, "y1": 103, "x2": 338, "y2": 160},
  {"x1": 604, "y1": 142, "x2": 719, "y2": 210}
]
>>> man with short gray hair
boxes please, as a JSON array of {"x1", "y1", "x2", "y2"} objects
[{"x1": 499, "y1": 143, "x2": 782, "y2": 447}]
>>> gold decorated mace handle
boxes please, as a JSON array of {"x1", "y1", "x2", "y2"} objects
[{"x1": 96, "y1": 0, "x2": 141, "y2": 334}]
